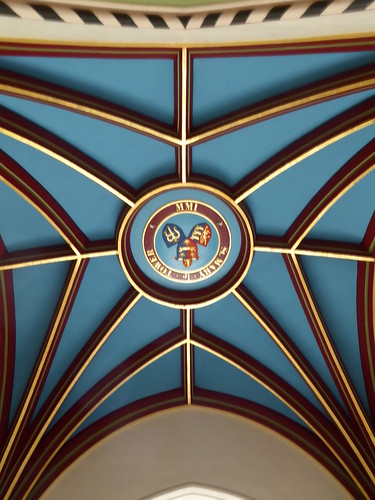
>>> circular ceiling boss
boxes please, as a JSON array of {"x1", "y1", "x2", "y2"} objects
[{"x1": 117, "y1": 183, "x2": 254, "y2": 308}]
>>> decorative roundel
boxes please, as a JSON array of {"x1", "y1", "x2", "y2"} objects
[{"x1": 117, "y1": 183, "x2": 254, "y2": 308}]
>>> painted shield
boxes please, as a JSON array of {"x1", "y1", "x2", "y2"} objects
[{"x1": 161, "y1": 222, "x2": 212, "y2": 268}]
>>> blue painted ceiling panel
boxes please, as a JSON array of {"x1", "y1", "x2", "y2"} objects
[
  {"x1": 10, "y1": 261, "x2": 70, "y2": 423},
  {"x1": 192, "y1": 90, "x2": 375, "y2": 187},
  {"x1": 301, "y1": 256, "x2": 370, "y2": 418},
  {"x1": 243, "y1": 252, "x2": 346, "y2": 410},
  {"x1": 0, "y1": 56, "x2": 175, "y2": 124},
  {"x1": 0, "y1": 95, "x2": 176, "y2": 191},
  {"x1": 0, "y1": 176, "x2": 65, "y2": 252},
  {"x1": 246, "y1": 122, "x2": 375, "y2": 236},
  {"x1": 193, "y1": 51, "x2": 375, "y2": 126},
  {"x1": 308, "y1": 169, "x2": 375, "y2": 243},
  {"x1": 71, "y1": 348, "x2": 182, "y2": 436},
  {"x1": 51, "y1": 297, "x2": 181, "y2": 416},
  {"x1": 194, "y1": 294, "x2": 330, "y2": 416},
  {"x1": 33, "y1": 256, "x2": 131, "y2": 417},
  {"x1": 0, "y1": 132, "x2": 124, "y2": 240},
  {"x1": 194, "y1": 347, "x2": 308, "y2": 428}
]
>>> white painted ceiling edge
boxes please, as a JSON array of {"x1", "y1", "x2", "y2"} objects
[
  {"x1": 149, "y1": 485, "x2": 245, "y2": 500},
  {"x1": 0, "y1": 11, "x2": 374, "y2": 44},
  {"x1": 41, "y1": 407, "x2": 350, "y2": 500}
]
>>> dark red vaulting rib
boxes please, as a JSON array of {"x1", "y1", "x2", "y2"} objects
[
  {"x1": 357, "y1": 211, "x2": 375, "y2": 423},
  {"x1": 0, "y1": 236, "x2": 16, "y2": 450}
]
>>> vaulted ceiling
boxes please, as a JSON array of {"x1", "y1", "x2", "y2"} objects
[{"x1": 0, "y1": 14, "x2": 375, "y2": 500}]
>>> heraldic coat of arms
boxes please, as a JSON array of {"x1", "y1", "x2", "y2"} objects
[{"x1": 162, "y1": 223, "x2": 212, "y2": 268}]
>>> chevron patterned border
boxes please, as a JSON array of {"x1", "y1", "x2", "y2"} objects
[{"x1": 0, "y1": 0, "x2": 374, "y2": 29}]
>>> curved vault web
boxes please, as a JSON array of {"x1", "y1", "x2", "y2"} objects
[{"x1": 0, "y1": 40, "x2": 374, "y2": 499}]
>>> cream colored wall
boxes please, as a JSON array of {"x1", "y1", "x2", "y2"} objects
[{"x1": 43, "y1": 407, "x2": 350, "y2": 500}]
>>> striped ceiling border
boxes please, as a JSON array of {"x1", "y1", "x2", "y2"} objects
[{"x1": 0, "y1": 0, "x2": 374, "y2": 29}]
